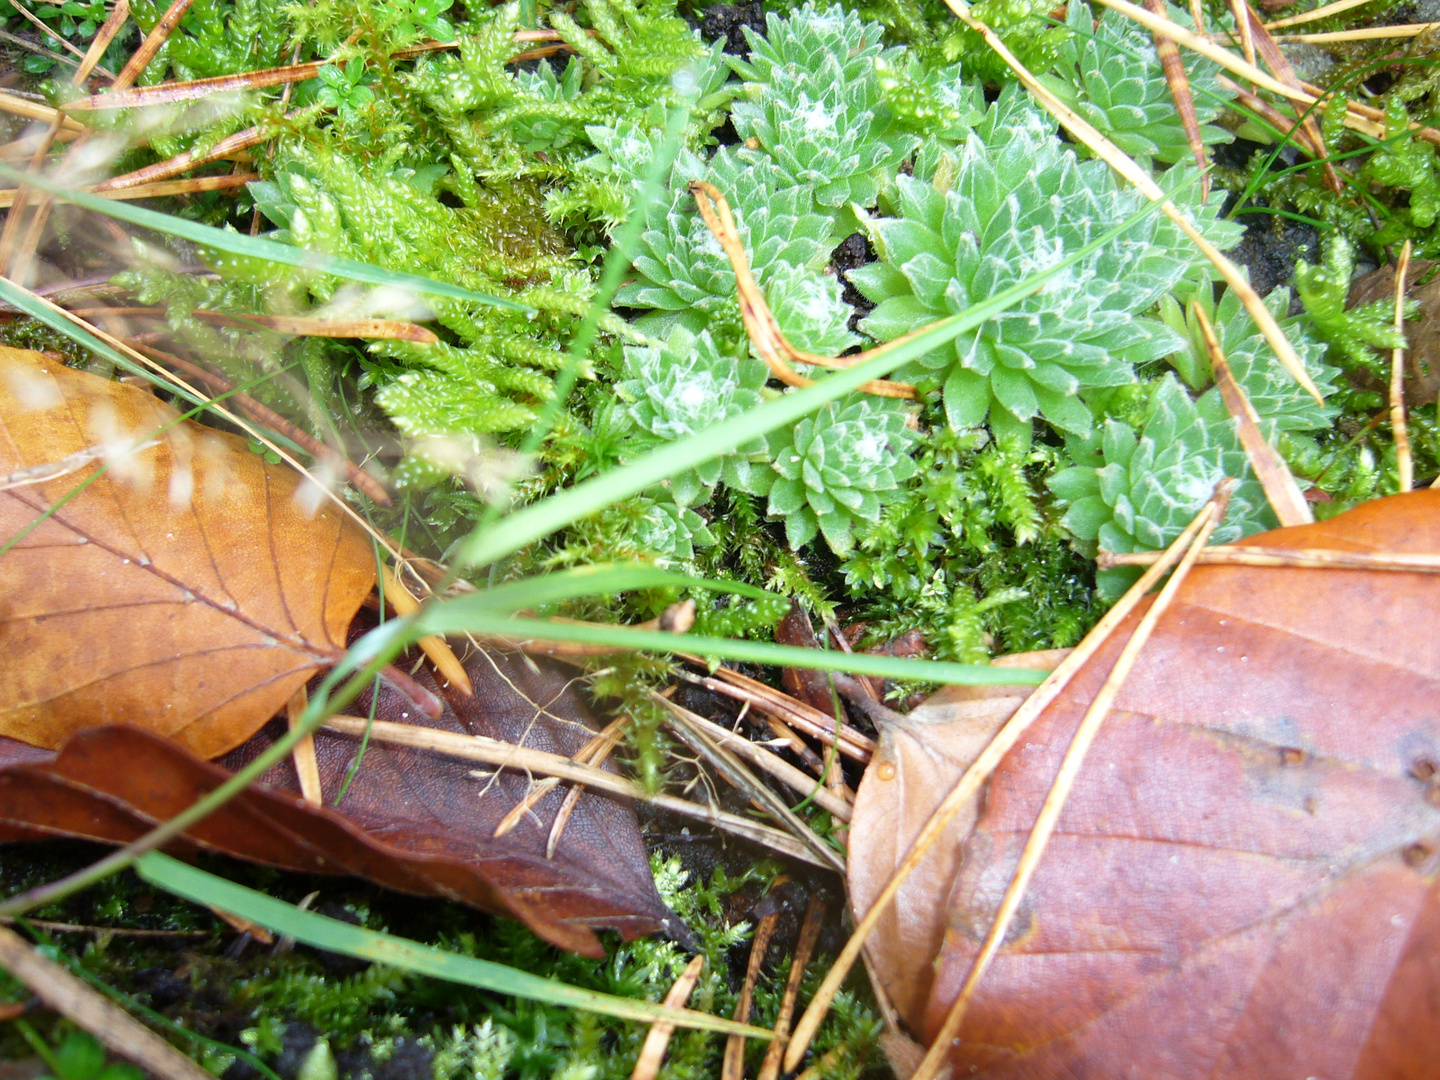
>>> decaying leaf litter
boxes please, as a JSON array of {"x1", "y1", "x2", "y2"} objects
[{"x1": 2, "y1": 0, "x2": 1440, "y2": 1077}]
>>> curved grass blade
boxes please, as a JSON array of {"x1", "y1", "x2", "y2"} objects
[
  {"x1": 0, "y1": 163, "x2": 529, "y2": 313},
  {"x1": 411, "y1": 611, "x2": 1048, "y2": 686},
  {"x1": 136, "y1": 853, "x2": 772, "y2": 1039}
]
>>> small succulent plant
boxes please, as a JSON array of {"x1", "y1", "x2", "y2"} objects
[
  {"x1": 736, "y1": 394, "x2": 921, "y2": 556},
  {"x1": 611, "y1": 146, "x2": 852, "y2": 347},
  {"x1": 1162, "y1": 283, "x2": 1339, "y2": 436},
  {"x1": 1041, "y1": 0, "x2": 1231, "y2": 165},
  {"x1": 850, "y1": 87, "x2": 1238, "y2": 444},
  {"x1": 615, "y1": 326, "x2": 770, "y2": 506},
  {"x1": 1048, "y1": 375, "x2": 1272, "y2": 594},
  {"x1": 728, "y1": 3, "x2": 919, "y2": 212}
]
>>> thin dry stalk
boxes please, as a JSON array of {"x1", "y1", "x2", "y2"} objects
[
  {"x1": 668, "y1": 707, "x2": 853, "y2": 821},
  {"x1": 1224, "y1": 0, "x2": 1256, "y2": 77},
  {"x1": 722, "y1": 897, "x2": 782, "y2": 1080},
  {"x1": 285, "y1": 685, "x2": 323, "y2": 807},
  {"x1": 1265, "y1": 0, "x2": 1372, "y2": 28},
  {"x1": 941, "y1": 0, "x2": 1321, "y2": 406},
  {"x1": 689, "y1": 180, "x2": 916, "y2": 399},
  {"x1": 1276, "y1": 22, "x2": 1440, "y2": 41},
  {"x1": 545, "y1": 718, "x2": 626, "y2": 857},
  {"x1": 321, "y1": 716, "x2": 833, "y2": 867},
  {"x1": 0, "y1": 172, "x2": 257, "y2": 208},
  {"x1": 133, "y1": 340, "x2": 394, "y2": 506},
  {"x1": 765, "y1": 712, "x2": 830, "y2": 776},
  {"x1": 493, "y1": 715, "x2": 627, "y2": 838},
  {"x1": 1393, "y1": 240, "x2": 1414, "y2": 492},
  {"x1": 0, "y1": 27, "x2": 88, "y2": 73},
  {"x1": 0, "y1": 925, "x2": 214, "y2": 1080},
  {"x1": 7, "y1": 0, "x2": 90, "y2": 63},
  {"x1": 0, "y1": 89, "x2": 90, "y2": 132},
  {"x1": 1098, "y1": 544, "x2": 1440, "y2": 571},
  {"x1": 631, "y1": 955, "x2": 706, "y2": 1080},
  {"x1": 909, "y1": 486, "x2": 1232, "y2": 1080},
  {"x1": 0, "y1": 917, "x2": 207, "y2": 938},
  {"x1": 677, "y1": 661, "x2": 876, "y2": 758},
  {"x1": 656, "y1": 694, "x2": 846, "y2": 872},
  {"x1": 782, "y1": 486, "x2": 1225, "y2": 1071},
  {"x1": 1193, "y1": 302, "x2": 1312, "y2": 525},
  {"x1": 758, "y1": 896, "x2": 826, "y2": 1080},
  {"x1": 378, "y1": 564, "x2": 472, "y2": 694}
]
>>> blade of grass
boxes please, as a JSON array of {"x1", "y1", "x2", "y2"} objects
[
  {"x1": 455, "y1": 189, "x2": 1175, "y2": 570},
  {"x1": 135, "y1": 852, "x2": 772, "y2": 1039},
  {"x1": 0, "y1": 163, "x2": 529, "y2": 312},
  {"x1": 412, "y1": 610, "x2": 1047, "y2": 686}
]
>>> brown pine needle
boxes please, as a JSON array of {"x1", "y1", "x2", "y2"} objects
[
  {"x1": 676, "y1": 661, "x2": 877, "y2": 759},
  {"x1": 1225, "y1": 0, "x2": 1256, "y2": 77},
  {"x1": 1231, "y1": 1, "x2": 1341, "y2": 194},
  {"x1": 1099, "y1": 544, "x2": 1440, "y2": 570},
  {"x1": 321, "y1": 716, "x2": 833, "y2": 867},
  {"x1": 631, "y1": 955, "x2": 707, "y2": 1080},
  {"x1": 0, "y1": 172, "x2": 257, "y2": 209},
  {"x1": 1145, "y1": 0, "x2": 1210, "y2": 196},
  {"x1": 910, "y1": 484, "x2": 1233, "y2": 1080},
  {"x1": 656, "y1": 694, "x2": 846, "y2": 872},
  {"x1": 132, "y1": 341, "x2": 393, "y2": 506},
  {"x1": 378, "y1": 564, "x2": 473, "y2": 696},
  {"x1": 723, "y1": 894, "x2": 783, "y2": 1080},
  {"x1": 285, "y1": 685, "x2": 323, "y2": 807},
  {"x1": 665, "y1": 707, "x2": 853, "y2": 821},
  {"x1": 758, "y1": 896, "x2": 826, "y2": 1080},
  {"x1": 1393, "y1": 240, "x2": 1414, "y2": 493},
  {"x1": 115, "y1": 0, "x2": 192, "y2": 83},
  {"x1": 1193, "y1": 303, "x2": 1312, "y2": 526},
  {"x1": 689, "y1": 180, "x2": 917, "y2": 399},
  {"x1": 99, "y1": 116, "x2": 295, "y2": 190},
  {"x1": 782, "y1": 485, "x2": 1225, "y2": 1072},
  {"x1": 0, "y1": 925, "x2": 214, "y2": 1080},
  {"x1": 939, "y1": 0, "x2": 1321, "y2": 407}
]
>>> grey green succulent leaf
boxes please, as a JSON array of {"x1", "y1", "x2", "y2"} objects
[
  {"x1": 615, "y1": 326, "x2": 769, "y2": 505},
  {"x1": 1048, "y1": 375, "x2": 1272, "y2": 595},
  {"x1": 850, "y1": 86, "x2": 1239, "y2": 444},
  {"x1": 741, "y1": 394, "x2": 920, "y2": 557},
  {"x1": 628, "y1": 494, "x2": 718, "y2": 568},
  {"x1": 1040, "y1": 0, "x2": 1232, "y2": 165}
]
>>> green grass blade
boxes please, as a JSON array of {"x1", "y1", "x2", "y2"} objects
[
  {"x1": 460, "y1": 562, "x2": 773, "y2": 614},
  {"x1": 411, "y1": 611, "x2": 1048, "y2": 685},
  {"x1": 136, "y1": 853, "x2": 772, "y2": 1039},
  {"x1": 454, "y1": 192, "x2": 1173, "y2": 570},
  {"x1": 0, "y1": 164, "x2": 529, "y2": 313}
]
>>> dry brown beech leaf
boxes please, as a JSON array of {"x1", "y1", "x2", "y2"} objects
[
  {"x1": 0, "y1": 346, "x2": 375, "y2": 757},
  {"x1": 0, "y1": 640, "x2": 683, "y2": 956},
  {"x1": 851, "y1": 491, "x2": 1440, "y2": 1078}
]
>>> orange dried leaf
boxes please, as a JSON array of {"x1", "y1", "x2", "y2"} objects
[
  {"x1": 0, "y1": 346, "x2": 375, "y2": 757},
  {"x1": 852, "y1": 492, "x2": 1440, "y2": 1077}
]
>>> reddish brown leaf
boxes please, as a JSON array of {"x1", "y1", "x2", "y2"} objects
[
  {"x1": 0, "y1": 346, "x2": 375, "y2": 757},
  {"x1": 0, "y1": 642, "x2": 682, "y2": 956},
  {"x1": 851, "y1": 492, "x2": 1440, "y2": 1077}
]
